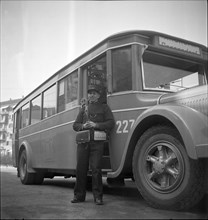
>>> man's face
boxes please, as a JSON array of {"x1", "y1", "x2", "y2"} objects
[{"x1": 88, "y1": 90, "x2": 100, "y2": 103}]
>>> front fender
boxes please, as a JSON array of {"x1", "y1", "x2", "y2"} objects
[
  {"x1": 19, "y1": 141, "x2": 36, "y2": 173},
  {"x1": 131, "y1": 104, "x2": 208, "y2": 159},
  {"x1": 107, "y1": 104, "x2": 208, "y2": 178}
]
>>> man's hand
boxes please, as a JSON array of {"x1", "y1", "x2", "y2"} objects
[{"x1": 83, "y1": 121, "x2": 97, "y2": 129}]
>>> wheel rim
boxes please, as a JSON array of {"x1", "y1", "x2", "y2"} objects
[
  {"x1": 142, "y1": 141, "x2": 185, "y2": 193},
  {"x1": 19, "y1": 154, "x2": 27, "y2": 180}
]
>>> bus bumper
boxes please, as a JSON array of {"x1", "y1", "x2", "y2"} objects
[{"x1": 196, "y1": 144, "x2": 208, "y2": 158}]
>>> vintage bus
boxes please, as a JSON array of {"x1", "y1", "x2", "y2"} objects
[{"x1": 12, "y1": 30, "x2": 208, "y2": 210}]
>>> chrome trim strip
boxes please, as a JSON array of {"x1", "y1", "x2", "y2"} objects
[
  {"x1": 107, "y1": 90, "x2": 165, "y2": 97},
  {"x1": 19, "y1": 120, "x2": 75, "y2": 139},
  {"x1": 157, "y1": 94, "x2": 165, "y2": 105},
  {"x1": 112, "y1": 106, "x2": 149, "y2": 113},
  {"x1": 19, "y1": 106, "x2": 79, "y2": 132}
]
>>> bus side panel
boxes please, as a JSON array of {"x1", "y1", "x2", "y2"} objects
[
  {"x1": 40, "y1": 120, "x2": 77, "y2": 169},
  {"x1": 19, "y1": 107, "x2": 79, "y2": 171},
  {"x1": 109, "y1": 110, "x2": 141, "y2": 171},
  {"x1": 108, "y1": 92, "x2": 160, "y2": 171},
  {"x1": 39, "y1": 108, "x2": 78, "y2": 170}
]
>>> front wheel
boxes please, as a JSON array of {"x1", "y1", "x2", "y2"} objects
[{"x1": 132, "y1": 126, "x2": 205, "y2": 210}]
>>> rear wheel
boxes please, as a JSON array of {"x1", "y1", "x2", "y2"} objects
[
  {"x1": 19, "y1": 149, "x2": 44, "y2": 185},
  {"x1": 19, "y1": 149, "x2": 34, "y2": 184},
  {"x1": 133, "y1": 126, "x2": 205, "y2": 210}
]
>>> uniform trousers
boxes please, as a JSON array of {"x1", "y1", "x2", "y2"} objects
[{"x1": 74, "y1": 141, "x2": 104, "y2": 201}]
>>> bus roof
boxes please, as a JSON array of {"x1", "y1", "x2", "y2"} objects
[{"x1": 13, "y1": 30, "x2": 207, "y2": 111}]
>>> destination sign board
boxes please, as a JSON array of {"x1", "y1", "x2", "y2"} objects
[{"x1": 154, "y1": 36, "x2": 202, "y2": 57}]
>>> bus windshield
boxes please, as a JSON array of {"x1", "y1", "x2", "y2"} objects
[{"x1": 142, "y1": 51, "x2": 206, "y2": 92}]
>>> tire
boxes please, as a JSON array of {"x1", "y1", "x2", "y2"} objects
[
  {"x1": 19, "y1": 149, "x2": 44, "y2": 185},
  {"x1": 132, "y1": 125, "x2": 205, "y2": 210},
  {"x1": 19, "y1": 149, "x2": 35, "y2": 184}
]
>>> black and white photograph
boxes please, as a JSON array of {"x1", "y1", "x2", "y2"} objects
[{"x1": 1, "y1": 0, "x2": 207, "y2": 219}]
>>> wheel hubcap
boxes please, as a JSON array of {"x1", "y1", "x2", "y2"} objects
[{"x1": 143, "y1": 142, "x2": 184, "y2": 193}]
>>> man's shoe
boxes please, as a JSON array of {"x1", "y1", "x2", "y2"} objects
[
  {"x1": 94, "y1": 198, "x2": 103, "y2": 205},
  {"x1": 71, "y1": 198, "x2": 85, "y2": 203}
]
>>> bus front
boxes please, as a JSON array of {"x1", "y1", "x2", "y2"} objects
[{"x1": 107, "y1": 31, "x2": 208, "y2": 211}]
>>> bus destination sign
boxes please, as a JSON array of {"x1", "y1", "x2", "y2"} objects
[{"x1": 156, "y1": 36, "x2": 202, "y2": 56}]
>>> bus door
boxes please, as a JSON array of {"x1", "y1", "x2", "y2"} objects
[
  {"x1": 84, "y1": 55, "x2": 111, "y2": 170},
  {"x1": 107, "y1": 46, "x2": 143, "y2": 171},
  {"x1": 12, "y1": 109, "x2": 21, "y2": 167}
]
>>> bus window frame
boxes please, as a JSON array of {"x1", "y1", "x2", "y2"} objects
[
  {"x1": 13, "y1": 112, "x2": 16, "y2": 133},
  {"x1": 30, "y1": 94, "x2": 42, "y2": 125},
  {"x1": 141, "y1": 50, "x2": 207, "y2": 92},
  {"x1": 111, "y1": 45, "x2": 133, "y2": 94},
  {"x1": 57, "y1": 70, "x2": 79, "y2": 113},
  {"x1": 108, "y1": 44, "x2": 145, "y2": 95},
  {"x1": 42, "y1": 83, "x2": 57, "y2": 120},
  {"x1": 20, "y1": 102, "x2": 30, "y2": 129},
  {"x1": 81, "y1": 53, "x2": 107, "y2": 101}
]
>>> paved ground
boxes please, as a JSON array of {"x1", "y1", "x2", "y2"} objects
[{"x1": 1, "y1": 166, "x2": 207, "y2": 219}]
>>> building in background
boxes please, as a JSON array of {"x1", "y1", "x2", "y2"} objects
[{"x1": 0, "y1": 98, "x2": 22, "y2": 163}]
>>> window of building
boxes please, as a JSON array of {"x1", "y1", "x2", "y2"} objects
[
  {"x1": 112, "y1": 47, "x2": 132, "y2": 93},
  {"x1": 43, "y1": 84, "x2": 56, "y2": 119},
  {"x1": 21, "y1": 103, "x2": 30, "y2": 128},
  {"x1": 58, "y1": 71, "x2": 78, "y2": 112},
  {"x1": 31, "y1": 95, "x2": 41, "y2": 125}
]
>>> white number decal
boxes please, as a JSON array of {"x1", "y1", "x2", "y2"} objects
[
  {"x1": 123, "y1": 120, "x2": 128, "y2": 133},
  {"x1": 116, "y1": 121, "x2": 122, "y2": 134},
  {"x1": 116, "y1": 119, "x2": 135, "y2": 134},
  {"x1": 129, "y1": 119, "x2": 135, "y2": 129}
]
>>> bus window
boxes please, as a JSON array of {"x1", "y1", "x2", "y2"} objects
[
  {"x1": 21, "y1": 102, "x2": 30, "y2": 128},
  {"x1": 13, "y1": 113, "x2": 16, "y2": 133},
  {"x1": 43, "y1": 84, "x2": 56, "y2": 119},
  {"x1": 58, "y1": 70, "x2": 78, "y2": 112},
  {"x1": 31, "y1": 95, "x2": 41, "y2": 125},
  {"x1": 112, "y1": 47, "x2": 132, "y2": 93},
  {"x1": 66, "y1": 72, "x2": 78, "y2": 105},
  {"x1": 86, "y1": 56, "x2": 107, "y2": 103},
  {"x1": 142, "y1": 52, "x2": 206, "y2": 92}
]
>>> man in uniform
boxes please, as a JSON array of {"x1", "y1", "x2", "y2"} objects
[{"x1": 71, "y1": 84, "x2": 115, "y2": 205}]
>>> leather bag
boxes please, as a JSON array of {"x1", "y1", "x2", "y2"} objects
[
  {"x1": 76, "y1": 130, "x2": 90, "y2": 144},
  {"x1": 76, "y1": 130, "x2": 107, "y2": 144}
]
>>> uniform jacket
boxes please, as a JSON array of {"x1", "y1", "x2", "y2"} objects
[{"x1": 73, "y1": 102, "x2": 115, "y2": 133}]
